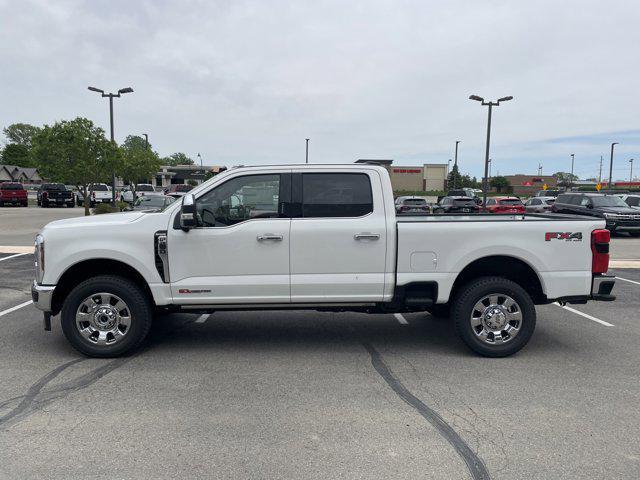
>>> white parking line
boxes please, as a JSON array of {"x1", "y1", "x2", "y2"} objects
[
  {"x1": 394, "y1": 313, "x2": 409, "y2": 325},
  {"x1": 0, "y1": 300, "x2": 33, "y2": 318},
  {"x1": 195, "y1": 314, "x2": 210, "y2": 323},
  {"x1": 617, "y1": 276, "x2": 640, "y2": 286},
  {"x1": 555, "y1": 303, "x2": 614, "y2": 327},
  {"x1": 0, "y1": 253, "x2": 28, "y2": 262}
]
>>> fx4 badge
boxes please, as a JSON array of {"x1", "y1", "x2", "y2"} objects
[{"x1": 545, "y1": 232, "x2": 583, "y2": 242}]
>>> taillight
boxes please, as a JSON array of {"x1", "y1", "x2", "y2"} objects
[
  {"x1": 591, "y1": 229, "x2": 610, "y2": 274},
  {"x1": 92, "y1": 191, "x2": 96, "y2": 199},
  {"x1": 42, "y1": 191, "x2": 48, "y2": 199}
]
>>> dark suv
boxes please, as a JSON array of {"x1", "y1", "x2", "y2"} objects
[
  {"x1": 433, "y1": 196, "x2": 480, "y2": 214},
  {"x1": 552, "y1": 192, "x2": 640, "y2": 236}
]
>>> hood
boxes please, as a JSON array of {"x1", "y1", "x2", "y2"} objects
[
  {"x1": 43, "y1": 211, "x2": 147, "y2": 231},
  {"x1": 596, "y1": 206, "x2": 639, "y2": 214}
]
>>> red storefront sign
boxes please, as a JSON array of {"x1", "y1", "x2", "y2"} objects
[{"x1": 392, "y1": 168, "x2": 422, "y2": 174}]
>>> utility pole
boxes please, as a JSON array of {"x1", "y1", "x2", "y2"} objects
[
  {"x1": 599, "y1": 155, "x2": 603, "y2": 183},
  {"x1": 305, "y1": 138, "x2": 309, "y2": 164},
  {"x1": 453, "y1": 140, "x2": 460, "y2": 189},
  {"x1": 538, "y1": 164, "x2": 542, "y2": 175},
  {"x1": 469, "y1": 95, "x2": 513, "y2": 209},
  {"x1": 488, "y1": 158, "x2": 492, "y2": 178},
  {"x1": 88, "y1": 86, "x2": 134, "y2": 206},
  {"x1": 570, "y1": 154, "x2": 575, "y2": 191},
  {"x1": 630, "y1": 159, "x2": 634, "y2": 183},
  {"x1": 609, "y1": 142, "x2": 618, "y2": 190}
]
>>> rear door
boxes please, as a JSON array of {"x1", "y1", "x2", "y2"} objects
[{"x1": 289, "y1": 170, "x2": 387, "y2": 302}]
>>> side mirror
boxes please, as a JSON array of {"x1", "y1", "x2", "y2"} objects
[
  {"x1": 586, "y1": 203, "x2": 593, "y2": 209},
  {"x1": 180, "y1": 194, "x2": 197, "y2": 230}
]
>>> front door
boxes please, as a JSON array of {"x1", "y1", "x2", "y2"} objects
[
  {"x1": 167, "y1": 172, "x2": 291, "y2": 304},
  {"x1": 289, "y1": 171, "x2": 387, "y2": 303}
]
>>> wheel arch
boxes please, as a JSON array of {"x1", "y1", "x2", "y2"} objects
[
  {"x1": 51, "y1": 258, "x2": 154, "y2": 316},
  {"x1": 450, "y1": 255, "x2": 546, "y2": 304}
]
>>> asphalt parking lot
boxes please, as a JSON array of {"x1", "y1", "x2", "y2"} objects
[{"x1": 1, "y1": 207, "x2": 639, "y2": 479}]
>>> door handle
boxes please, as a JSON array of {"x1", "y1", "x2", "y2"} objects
[
  {"x1": 354, "y1": 233, "x2": 380, "y2": 240},
  {"x1": 257, "y1": 234, "x2": 283, "y2": 241}
]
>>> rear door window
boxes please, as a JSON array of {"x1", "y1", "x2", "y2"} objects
[{"x1": 301, "y1": 173, "x2": 373, "y2": 218}]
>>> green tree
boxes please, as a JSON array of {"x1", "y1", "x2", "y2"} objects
[
  {"x1": 3, "y1": 123, "x2": 41, "y2": 147},
  {"x1": 1, "y1": 143, "x2": 32, "y2": 167},
  {"x1": 118, "y1": 135, "x2": 162, "y2": 197},
  {"x1": 161, "y1": 152, "x2": 194, "y2": 166},
  {"x1": 447, "y1": 164, "x2": 462, "y2": 190},
  {"x1": 31, "y1": 118, "x2": 117, "y2": 216},
  {"x1": 489, "y1": 176, "x2": 510, "y2": 193},
  {"x1": 554, "y1": 171, "x2": 579, "y2": 188}
]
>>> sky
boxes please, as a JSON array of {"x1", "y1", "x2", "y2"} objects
[{"x1": 1, "y1": 0, "x2": 639, "y2": 181}]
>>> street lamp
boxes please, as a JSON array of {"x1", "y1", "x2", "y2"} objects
[
  {"x1": 608, "y1": 142, "x2": 619, "y2": 190},
  {"x1": 630, "y1": 159, "x2": 634, "y2": 183},
  {"x1": 469, "y1": 94, "x2": 513, "y2": 208},
  {"x1": 453, "y1": 140, "x2": 461, "y2": 189},
  {"x1": 88, "y1": 85, "x2": 134, "y2": 205},
  {"x1": 488, "y1": 158, "x2": 492, "y2": 179},
  {"x1": 570, "y1": 153, "x2": 575, "y2": 191},
  {"x1": 305, "y1": 138, "x2": 310, "y2": 164},
  {"x1": 197, "y1": 153, "x2": 203, "y2": 169}
]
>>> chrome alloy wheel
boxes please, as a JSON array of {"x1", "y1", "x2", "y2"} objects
[
  {"x1": 75, "y1": 293, "x2": 132, "y2": 346},
  {"x1": 470, "y1": 294, "x2": 522, "y2": 344}
]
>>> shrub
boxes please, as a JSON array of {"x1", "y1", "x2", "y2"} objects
[{"x1": 92, "y1": 203, "x2": 120, "y2": 215}]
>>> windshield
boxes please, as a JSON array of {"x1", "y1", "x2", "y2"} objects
[
  {"x1": 91, "y1": 184, "x2": 108, "y2": 191},
  {"x1": 43, "y1": 183, "x2": 65, "y2": 190},
  {"x1": 134, "y1": 196, "x2": 174, "y2": 210},
  {"x1": 137, "y1": 184, "x2": 155, "y2": 192},
  {"x1": 499, "y1": 199, "x2": 522, "y2": 205},
  {"x1": 591, "y1": 196, "x2": 629, "y2": 207},
  {"x1": 1, "y1": 183, "x2": 24, "y2": 190},
  {"x1": 404, "y1": 199, "x2": 426, "y2": 205}
]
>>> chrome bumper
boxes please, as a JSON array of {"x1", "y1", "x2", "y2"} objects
[
  {"x1": 591, "y1": 274, "x2": 616, "y2": 301},
  {"x1": 31, "y1": 280, "x2": 55, "y2": 312}
]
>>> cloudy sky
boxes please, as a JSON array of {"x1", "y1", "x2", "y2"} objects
[{"x1": 1, "y1": 0, "x2": 639, "y2": 180}]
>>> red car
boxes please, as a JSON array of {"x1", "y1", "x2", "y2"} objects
[
  {"x1": 0, "y1": 182, "x2": 28, "y2": 207},
  {"x1": 484, "y1": 196, "x2": 525, "y2": 214}
]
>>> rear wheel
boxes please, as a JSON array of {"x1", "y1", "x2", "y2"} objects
[
  {"x1": 452, "y1": 276, "x2": 536, "y2": 357},
  {"x1": 61, "y1": 275, "x2": 153, "y2": 357}
]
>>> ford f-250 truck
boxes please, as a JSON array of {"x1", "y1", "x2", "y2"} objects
[{"x1": 32, "y1": 164, "x2": 616, "y2": 358}]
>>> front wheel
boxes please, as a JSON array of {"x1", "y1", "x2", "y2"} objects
[
  {"x1": 452, "y1": 276, "x2": 536, "y2": 357},
  {"x1": 61, "y1": 275, "x2": 153, "y2": 357}
]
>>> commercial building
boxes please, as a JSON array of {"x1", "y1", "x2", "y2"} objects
[
  {"x1": 154, "y1": 165, "x2": 227, "y2": 188},
  {"x1": 503, "y1": 174, "x2": 558, "y2": 196},
  {"x1": 355, "y1": 159, "x2": 448, "y2": 192}
]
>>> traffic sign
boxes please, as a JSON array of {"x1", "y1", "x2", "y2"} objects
[
  {"x1": 542, "y1": 184, "x2": 548, "y2": 190},
  {"x1": 595, "y1": 183, "x2": 602, "y2": 191}
]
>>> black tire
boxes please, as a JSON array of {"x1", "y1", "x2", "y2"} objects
[
  {"x1": 452, "y1": 276, "x2": 536, "y2": 357},
  {"x1": 61, "y1": 275, "x2": 153, "y2": 358},
  {"x1": 22, "y1": 202, "x2": 28, "y2": 207},
  {"x1": 67, "y1": 200, "x2": 75, "y2": 208},
  {"x1": 77, "y1": 199, "x2": 83, "y2": 207},
  {"x1": 42, "y1": 201, "x2": 48, "y2": 208}
]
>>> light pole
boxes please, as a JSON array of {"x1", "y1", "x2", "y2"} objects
[
  {"x1": 469, "y1": 94, "x2": 513, "y2": 209},
  {"x1": 88, "y1": 86, "x2": 134, "y2": 205},
  {"x1": 630, "y1": 159, "x2": 634, "y2": 183},
  {"x1": 488, "y1": 158, "x2": 492, "y2": 178},
  {"x1": 197, "y1": 153, "x2": 203, "y2": 169},
  {"x1": 305, "y1": 138, "x2": 310, "y2": 164},
  {"x1": 453, "y1": 140, "x2": 461, "y2": 188},
  {"x1": 570, "y1": 153, "x2": 575, "y2": 191},
  {"x1": 608, "y1": 142, "x2": 618, "y2": 190},
  {"x1": 142, "y1": 133, "x2": 149, "y2": 149}
]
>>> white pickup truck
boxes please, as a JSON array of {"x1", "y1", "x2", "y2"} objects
[
  {"x1": 32, "y1": 164, "x2": 616, "y2": 358},
  {"x1": 76, "y1": 183, "x2": 112, "y2": 207}
]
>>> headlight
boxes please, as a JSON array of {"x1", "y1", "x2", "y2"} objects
[{"x1": 35, "y1": 234, "x2": 44, "y2": 283}]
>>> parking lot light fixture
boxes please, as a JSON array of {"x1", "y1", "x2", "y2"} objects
[
  {"x1": 630, "y1": 159, "x2": 634, "y2": 183},
  {"x1": 469, "y1": 94, "x2": 514, "y2": 209},
  {"x1": 609, "y1": 142, "x2": 619, "y2": 190},
  {"x1": 570, "y1": 154, "x2": 575, "y2": 191},
  {"x1": 88, "y1": 85, "x2": 135, "y2": 205}
]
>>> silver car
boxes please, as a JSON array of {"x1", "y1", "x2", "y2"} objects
[
  {"x1": 524, "y1": 196, "x2": 556, "y2": 213},
  {"x1": 619, "y1": 194, "x2": 640, "y2": 210}
]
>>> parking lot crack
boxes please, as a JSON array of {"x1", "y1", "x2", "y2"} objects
[{"x1": 362, "y1": 342, "x2": 491, "y2": 480}]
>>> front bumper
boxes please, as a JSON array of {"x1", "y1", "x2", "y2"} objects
[{"x1": 31, "y1": 281, "x2": 55, "y2": 312}]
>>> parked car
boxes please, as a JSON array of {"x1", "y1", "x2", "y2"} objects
[
  {"x1": 536, "y1": 190, "x2": 560, "y2": 197},
  {"x1": 524, "y1": 196, "x2": 555, "y2": 213},
  {"x1": 0, "y1": 182, "x2": 28, "y2": 207},
  {"x1": 121, "y1": 184, "x2": 164, "y2": 203},
  {"x1": 552, "y1": 192, "x2": 640, "y2": 236},
  {"x1": 395, "y1": 196, "x2": 431, "y2": 214},
  {"x1": 619, "y1": 194, "x2": 640, "y2": 210},
  {"x1": 448, "y1": 188, "x2": 482, "y2": 204},
  {"x1": 164, "y1": 184, "x2": 193, "y2": 199},
  {"x1": 77, "y1": 183, "x2": 112, "y2": 207},
  {"x1": 37, "y1": 183, "x2": 75, "y2": 208},
  {"x1": 125, "y1": 195, "x2": 176, "y2": 212},
  {"x1": 485, "y1": 196, "x2": 525, "y2": 214},
  {"x1": 433, "y1": 196, "x2": 480, "y2": 214}
]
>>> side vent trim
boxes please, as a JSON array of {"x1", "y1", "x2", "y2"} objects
[{"x1": 154, "y1": 231, "x2": 170, "y2": 283}]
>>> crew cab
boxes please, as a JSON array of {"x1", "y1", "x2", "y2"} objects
[
  {"x1": 32, "y1": 164, "x2": 616, "y2": 358},
  {"x1": 77, "y1": 183, "x2": 112, "y2": 207},
  {"x1": 37, "y1": 183, "x2": 75, "y2": 208},
  {"x1": 0, "y1": 182, "x2": 28, "y2": 207}
]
